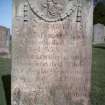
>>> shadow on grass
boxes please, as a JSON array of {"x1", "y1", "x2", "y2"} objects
[
  {"x1": 93, "y1": 43, "x2": 105, "y2": 49},
  {"x1": 93, "y1": 46, "x2": 105, "y2": 49},
  {"x1": 2, "y1": 75, "x2": 11, "y2": 105}
]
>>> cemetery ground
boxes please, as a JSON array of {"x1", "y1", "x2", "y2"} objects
[
  {"x1": 91, "y1": 43, "x2": 105, "y2": 105},
  {"x1": 0, "y1": 44, "x2": 105, "y2": 105},
  {"x1": 0, "y1": 58, "x2": 11, "y2": 105}
]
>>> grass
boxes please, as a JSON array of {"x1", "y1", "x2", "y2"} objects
[
  {"x1": 0, "y1": 57, "x2": 11, "y2": 105},
  {"x1": 0, "y1": 58, "x2": 11, "y2": 75},
  {"x1": 0, "y1": 44, "x2": 105, "y2": 105},
  {"x1": 91, "y1": 44, "x2": 105, "y2": 105}
]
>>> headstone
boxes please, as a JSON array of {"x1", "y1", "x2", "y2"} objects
[
  {"x1": 93, "y1": 23, "x2": 105, "y2": 44},
  {"x1": 0, "y1": 26, "x2": 10, "y2": 54},
  {"x1": 104, "y1": 26, "x2": 105, "y2": 41},
  {"x1": 12, "y1": 0, "x2": 93, "y2": 105}
]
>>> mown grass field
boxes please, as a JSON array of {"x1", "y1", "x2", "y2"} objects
[
  {"x1": 0, "y1": 57, "x2": 11, "y2": 105},
  {"x1": 0, "y1": 44, "x2": 105, "y2": 105},
  {"x1": 91, "y1": 44, "x2": 105, "y2": 105}
]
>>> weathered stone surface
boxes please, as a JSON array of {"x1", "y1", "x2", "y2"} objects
[
  {"x1": 0, "y1": 26, "x2": 10, "y2": 54},
  {"x1": 93, "y1": 23, "x2": 105, "y2": 44},
  {"x1": 12, "y1": 0, "x2": 93, "y2": 105}
]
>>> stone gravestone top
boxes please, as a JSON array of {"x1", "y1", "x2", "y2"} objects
[
  {"x1": 0, "y1": 26, "x2": 10, "y2": 54},
  {"x1": 104, "y1": 26, "x2": 105, "y2": 40},
  {"x1": 93, "y1": 23, "x2": 105, "y2": 44},
  {"x1": 12, "y1": 0, "x2": 93, "y2": 105}
]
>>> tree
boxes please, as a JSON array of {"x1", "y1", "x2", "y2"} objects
[{"x1": 94, "y1": 2, "x2": 105, "y2": 25}]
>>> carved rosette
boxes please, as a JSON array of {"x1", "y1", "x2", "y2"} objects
[{"x1": 26, "y1": 0, "x2": 78, "y2": 22}]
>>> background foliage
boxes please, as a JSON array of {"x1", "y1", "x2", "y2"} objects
[{"x1": 94, "y1": 2, "x2": 105, "y2": 25}]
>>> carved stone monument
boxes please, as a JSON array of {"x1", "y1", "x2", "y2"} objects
[
  {"x1": 93, "y1": 23, "x2": 105, "y2": 44},
  {"x1": 12, "y1": 0, "x2": 93, "y2": 105},
  {"x1": 0, "y1": 26, "x2": 10, "y2": 54}
]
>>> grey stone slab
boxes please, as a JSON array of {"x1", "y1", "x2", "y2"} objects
[
  {"x1": 0, "y1": 26, "x2": 10, "y2": 54},
  {"x1": 93, "y1": 23, "x2": 105, "y2": 44},
  {"x1": 12, "y1": 0, "x2": 93, "y2": 105}
]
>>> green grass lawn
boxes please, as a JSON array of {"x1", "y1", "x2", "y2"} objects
[
  {"x1": 91, "y1": 45, "x2": 105, "y2": 105},
  {"x1": 0, "y1": 45, "x2": 105, "y2": 105},
  {"x1": 0, "y1": 57, "x2": 11, "y2": 105}
]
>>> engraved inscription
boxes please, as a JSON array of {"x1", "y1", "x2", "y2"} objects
[{"x1": 12, "y1": 0, "x2": 92, "y2": 105}]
